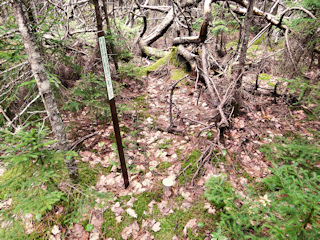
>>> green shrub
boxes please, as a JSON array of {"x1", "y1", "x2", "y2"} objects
[
  {"x1": 205, "y1": 133, "x2": 320, "y2": 239},
  {"x1": 62, "y1": 73, "x2": 122, "y2": 122},
  {"x1": 0, "y1": 124, "x2": 110, "y2": 237}
]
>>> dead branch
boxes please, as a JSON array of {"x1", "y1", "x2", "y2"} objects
[
  {"x1": 191, "y1": 144, "x2": 214, "y2": 186},
  {"x1": 173, "y1": 0, "x2": 212, "y2": 45},
  {"x1": 137, "y1": 0, "x2": 202, "y2": 58},
  {"x1": 176, "y1": 144, "x2": 212, "y2": 180},
  {"x1": 285, "y1": 28, "x2": 297, "y2": 72},
  {"x1": 202, "y1": 44, "x2": 229, "y2": 129},
  {"x1": 0, "y1": 106, "x2": 16, "y2": 130},
  {"x1": 70, "y1": 131, "x2": 99, "y2": 150},
  {"x1": 176, "y1": 45, "x2": 198, "y2": 71}
]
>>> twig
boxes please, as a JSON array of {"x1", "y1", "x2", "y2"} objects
[
  {"x1": 70, "y1": 131, "x2": 99, "y2": 150},
  {"x1": 191, "y1": 144, "x2": 214, "y2": 186},
  {"x1": 285, "y1": 28, "x2": 297, "y2": 72},
  {"x1": 0, "y1": 106, "x2": 16, "y2": 130},
  {"x1": 176, "y1": 144, "x2": 211, "y2": 180},
  {"x1": 180, "y1": 117, "x2": 208, "y2": 126},
  {"x1": 0, "y1": 61, "x2": 28, "y2": 76},
  {"x1": 8, "y1": 93, "x2": 41, "y2": 128}
]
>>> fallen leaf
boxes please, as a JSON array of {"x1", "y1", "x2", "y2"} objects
[
  {"x1": 89, "y1": 228, "x2": 100, "y2": 240},
  {"x1": 126, "y1": 208, "x2": 138, "y2": 218},
  {"x1": 127, "y1": 197, "x2": 136, "y2": 208},
  {"x1": 51, "y1": 225, "x2": 61, "y2": 235},
  {"x1": 121, "y1": 221, "x2": 140, "y2": 240},
  {"x1": 72, "y1": 223, "x2": 85, "y2": 238},
  {"x1": 116, "y1": 216, "x2": 122, "y2": 223},
  {"x1": 22, "y1": 213, "x2": 34, "y2": 235},
  {"x1": 204, "y1": 202, "x2": 216, "y2": 214},
  {"x1": 183, "y1": 219, "x2": 197, "y2": 236},
  {"x1": 151, "y1": 222, "x2": 161, "y2": 232}
]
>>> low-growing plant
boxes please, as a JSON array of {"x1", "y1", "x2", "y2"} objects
[
  {"x1": 0, "y1": 124, "x2": 111, "y2": 238},
  {"x1": 281, "y1": 77, "x2": 320, "y2": 118},
  {"x1": 205, "y1": 133, "x2": 320, "y2": 239},
  {"x1": 117, "y1": 63, "x2": 144, "y2": 79}
]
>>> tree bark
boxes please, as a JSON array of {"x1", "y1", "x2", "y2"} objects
[
  {"x1": 233, "y1": 0, "x2": 255, "y2": 116},
  {"x1": 13, "y1": 0, "x2": 79, "y2": 181},
  {"x1": 102, "y1": 0, "x2": 119, "y2": 71}
]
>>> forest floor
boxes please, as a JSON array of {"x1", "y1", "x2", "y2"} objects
[{"x1": 50, "y1": 60, "x2": 320, "y2": 240}]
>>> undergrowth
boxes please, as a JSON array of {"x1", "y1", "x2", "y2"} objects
[
  {"x1": 0, "y1": 124, "x2": 111, "y2": 239},
  {"x1": 205, "y1": 133, "x2": 320, "y2": 239}
]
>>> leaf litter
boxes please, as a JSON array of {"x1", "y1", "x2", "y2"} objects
[{"x1": 63, "y1": 62, "x2": 320, "y2": 239}]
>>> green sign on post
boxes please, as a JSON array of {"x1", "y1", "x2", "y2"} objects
[
  {"x1": 98, "y1": 36, "x2": 129, "y2": 188},
  {"x1": 99, "y1": 36, "x2": 114, "y2": 100}
]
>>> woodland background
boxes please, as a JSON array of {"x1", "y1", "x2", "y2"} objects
[{"x1": 0, "y1": 0, "x2": 320, "y2": 239}]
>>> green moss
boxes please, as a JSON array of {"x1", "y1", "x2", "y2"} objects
[
  {"x1": 157, "y1": 162, "x2": 172, "y2": 172},
  {"x1": 226, "y1": 41, "x2": 238, "y2": 49},
  {"x1": 178, "y1": 149, "x2": 202, "y2": 186},
  {"x1": 78, "y1": 162, "x2": 110, "y2": 186},
  {"x1": 102, "y1": 208, "x2": 129, "y2": 238},
  {"x1": 133, "y1": 192, "x2": 156, "y2": 217},
  {"x1": 170, "y1": 68, "x2": 188, "y2": 81},
  {"x1": 154, "y1": 200, "x2": 216, "y2": 239},
  {"x1": 141, "y1": 47, "x2": 182, "y2": 75},
  {"x1": 141, "y1": 52, "x2": 171, "y2": 75},
  {"x1": 259, "y1": 73, "x2": 271, "y2": 81}
]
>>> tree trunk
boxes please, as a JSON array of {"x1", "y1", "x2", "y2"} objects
[
  {"x1": 13, "y1": 0, "x2": 79, "y2": 181},
  {"x1": 102, "y1": 0, "x2": 119, "y2": 71},
  {"x1": 233, "y1": 0, "x2": 255, "y2": 116}
]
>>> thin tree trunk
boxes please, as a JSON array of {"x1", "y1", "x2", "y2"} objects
[
  {"x1": 233, "y1": 0, "x2": 255, "y2": 116},
  {"x1": 13, "y1": 0, "x2": 79, "y2": 181},
  {"x1": 102, "y1": 0, "x2": 119, "y2": 71}
]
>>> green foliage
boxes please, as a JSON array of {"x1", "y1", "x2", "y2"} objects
[
  {"x1": 0, "y1": 125, "x2": 66, "y2": 237},
  {"x1": 262, "y1": 164, "x2": 320, "y2": 239},
  {"x1": 117, "y1": 63, "x2": 144, "y2": 79},
  {"x1": 205, "y1": 133, "x2": 320, "y2": 239},
  {"x1": 260, "y1": 133, "x2": 320, "y2": 169},
  {"x1": 302, "y1": 0, "x2": 320, "y2": 14},
  {"x1": 204, "y1": 174, "x2": 234, "y2": 210},
  {"x1": 211, "y1": 20, "x2": 229, "y2": 36},
  {"x1": 0, "y1": 124, "x2": 111, "y2": 237},
  {"x1": 281, "y1": 77, "x2": 320, "y2": 117},
  {"x1": 62, "y1": 73, "x2": 120, "y2": 121}
]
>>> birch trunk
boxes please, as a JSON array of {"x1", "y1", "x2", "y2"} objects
[{"x1": 13, "y1": 0, "x2": 79, "y2": 181}]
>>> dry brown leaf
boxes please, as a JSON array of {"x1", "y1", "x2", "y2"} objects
[
  {"x1": 89, "y1": 228, "x2": 100, "y2": 240},
  {"x1": 116, "y1": 216, "x2": 122, "y2": 223},
  {"x1": 126, "y1": 208, "x2": 138, "y2": 218},
  {"x1": 71, "y1": 223, "x2": 88, "y2": 239},
  {"x1": 22, "y1": 213, "x2": 34, "y2": 235},
  {"x1": 183, "y1": 219, "x2": 197, "y2": 236},
  {"x1": 151, "y1": 222, "x2": 161, "y2": 232},
  {"x1": 139, "y1": 230, "x2": 154, "y2": 240},
  {"x1": 126, "y1": 197, "x2": 136, "y2": 208},
  {"x1": 51, "y1": 225, "x2": 61, "y2": 235},
  {"x1": 121, "y1": 221, "x2": 140, "y2": 240}
]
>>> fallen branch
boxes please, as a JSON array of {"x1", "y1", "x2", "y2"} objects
[
  {"x1": 70, "y1": 131, "x2": 99, "y2": 150},
  {"x1": 191, "y1": 144, "x2": 214, "y2": 186},
  {"x1": 176, "y1": 144, "x2": 212, "y2": 181}
]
